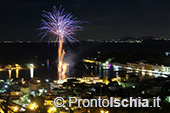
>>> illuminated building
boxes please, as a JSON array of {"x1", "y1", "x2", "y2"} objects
[
  {"x1": 67, "y1": 75, "x2": 103, "y2": 84},
  {"x1": 161, "y1": 65, "x2": 170, "y2": 74}
]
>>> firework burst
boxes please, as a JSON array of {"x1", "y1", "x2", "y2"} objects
[{"x1": 39, "y1": 6, "x2": 83, "y2": 80}]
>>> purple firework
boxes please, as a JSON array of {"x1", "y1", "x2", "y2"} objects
[{"x1": 39, "y1": 6, "x2": 83, "y2": 43}]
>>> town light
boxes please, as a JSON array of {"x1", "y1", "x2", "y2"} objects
[
  {"x1": 30, "y1": 106, "x2": 34, "y2": 110},
  {"x1": 100, "y1": 110, "x2": 104, "y2": 113},
  {"x1": 29, "y1": 102, "x2": 38, "y2": 110},
  {"x1": 48, "y1": 107, "x2": 56, "y2": 113},
  {"x1": 4, "y1": 85, "x2": 8, "y2": 88},
  {"x1": 13, "y1": 106, "x2": 18, "y2": 112},
  {"x1": 36, "y1": 80, "x2": 41, "y2": 83},
  {"x1": 45, "y1": 79, "x2": 49, "y2": 82},
  {"x1": 100, "y1": 110, "x2": 109, "y2": 113}
]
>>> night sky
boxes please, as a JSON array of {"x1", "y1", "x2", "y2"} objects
[{"x1": 1, "y1": 0, "x2": 170, "y2": 41}]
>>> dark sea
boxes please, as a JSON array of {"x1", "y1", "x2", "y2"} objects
[{"x1": 0, "y1": 40, "x2": 169, "y2": 81}]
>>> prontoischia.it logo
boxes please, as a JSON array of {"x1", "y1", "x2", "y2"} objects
[{"x1": 54, "y1": 97, "x2": 161, "y2": 108}]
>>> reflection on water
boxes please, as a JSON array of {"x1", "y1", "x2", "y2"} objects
[
  {"x1": 90, "y1": 64, "x2": 168, "y2": 81},
  {"x1": 92, "y1": 65, "x2": 116, "y2": 79},
  {"x1": 0, "y1": 67, "x2": 58, "y2": 80},
  {"x1": 0, "y1": 63, "x2": 168, "y2": 81}
]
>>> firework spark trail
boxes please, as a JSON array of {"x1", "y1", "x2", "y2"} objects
[{"x1": 39, "y1": 6, "x2": 83, "y2": 80}]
